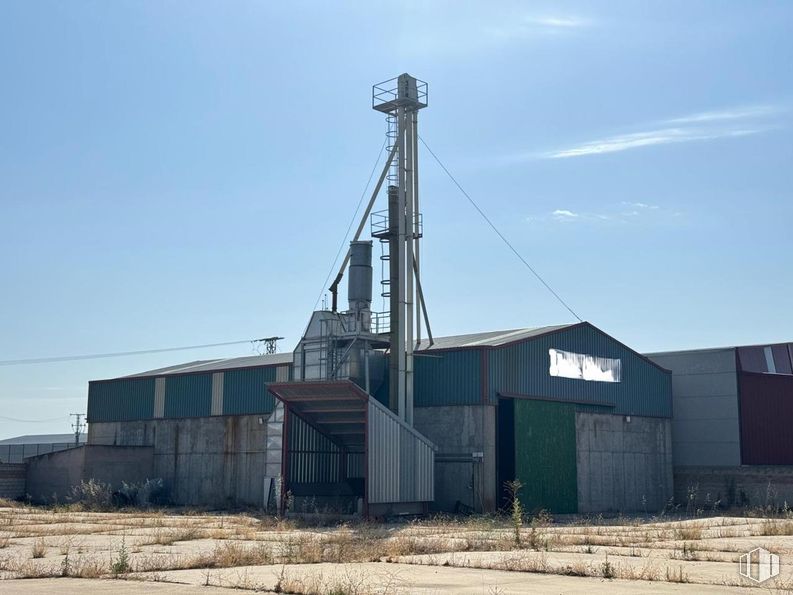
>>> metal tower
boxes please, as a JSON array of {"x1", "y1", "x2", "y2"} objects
[
  {"x1": 324, "y1": 73, "x2": 432, "y2": 426},
  {"x1": 372, "y1": 74, "x2": 428, "y2": 425}
]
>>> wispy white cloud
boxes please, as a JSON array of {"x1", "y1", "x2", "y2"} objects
[
  {"x1": 401, "y1": 8, "x2": 592, "y2": 55},
  {"x1": 622, "y1": 201, "x2": 659, "y2": 210},
  {"x1": 529, "y1": 202, "x2": 680, "y2": 225},
  {"x1": 526, "y1": 16, "x2": 589, "y2": 28},
  {"x1": 533, "y1": 103, "x2": 780, "y2": 160},
  {"x1": 545, "y1": 126, "x2": 765, "y2": 159},
  {"x1": 665, "y1": 105, "x2": 779, "y2": 125},
  {"x1": 486, "y1": 14, "x2": 591, "y2": 41}
]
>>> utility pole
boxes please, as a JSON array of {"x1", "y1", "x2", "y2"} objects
[
  {"x1": 261, "y1": 337, "x2": 284, "y2": 355},
  {"x1": 69, "y1": 413, "x2": 84, "y2": 446}
]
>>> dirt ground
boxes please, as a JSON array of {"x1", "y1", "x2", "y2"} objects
[{"x1": 1, "y1": 504, "x2": 791, "y2": 593}]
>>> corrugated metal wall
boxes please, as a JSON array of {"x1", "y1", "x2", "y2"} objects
[
  {"x1": 513, "y1": 399, "x2": 578, "y2": 513},
  {"x1": 739, "y1": 372, "x2": 793, "y2": 465},
  {"x1": 0, "y1": 442, "x2": 81, "y2": 464},
  {"x1": 88, "y1": 365, "x2": 286, "y2": 423},
  {"x1": 87, "y1": 378, "x2": 155, "y2": 422},
  {"x1": 164, "y1": 374, "x2": 212, "y2": 418},
  {"x1": 287, "y1": 414, "x2": 343, "y2": 484},
  {"x1": 414, "y1": 349, "x2": 482, "y2": 406},
  {"x1": 367, "y1": 399, "x2": 434, "y2": 504},
  {"x1": 223, "y1": 367, "x2": 277, "y2": 415},
  {"x1": 488, "y1": 324, "x2": 672, "y2": 417}
]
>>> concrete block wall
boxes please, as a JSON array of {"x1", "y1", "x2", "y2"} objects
[
  {"x1": 89, "y1": 413, "x2": 276, "y2": 508},
  {"x1": 25, "y1": 445, "x2": 154, "y2": 503},
  {"x1": 0, "y1": 463, "x2": 26, "y2": 500},
  {"x1": 674, "y1": 466, "x2": 793, "y2": 509},
  {"x1": 576, "y1": 412, "x2": 673, "y2": 513},
  {"x1": 414, "y1": 405, "x2": 497, "y2": 513}
]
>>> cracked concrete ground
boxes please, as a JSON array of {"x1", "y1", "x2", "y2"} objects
[{"x1": 0, "y1": 506, "x2": 791, "y2": 593}]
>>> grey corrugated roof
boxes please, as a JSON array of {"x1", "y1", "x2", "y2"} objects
[
  {"x1": 0, "y1": 434, "x2": 86, "y2": 445},
  {"x1": 123, "y1": 353, "x2": 293, "y2": 378},
  {"x1": 124, "y1": 360, "x2": 218, "y2": 377},
  {"x1": 416, "y1": 324, "x2": 574, "y2": 350},
  {"x1": 645, "y1": 340, "x2": 793, "y2": 357},
  {"x1": 119, "y1": 325, "x2": 573, "y2": 379}
]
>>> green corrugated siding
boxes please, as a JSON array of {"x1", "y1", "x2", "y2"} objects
[
  {"x1": 223, "y1": 367, "x2": 277, "y2": 415},
  {"x1": 372, "y1": 363, "x2": 390, "y2": 408},
  {"x1": 514, "y1": 399, "x2": 577, "y2": 513},
  {"x1": 488, "y1": 324, "x2": 672, "y2": 417},
  {"x1": 164, "y1": 374, "x2": 211, "y2": 418},
  {"x1": 87, "y1": 378, "x2": 155, "y2": 422},
  {"x1": 414, "y1": 349, "x2": 482, "y2": 406}
]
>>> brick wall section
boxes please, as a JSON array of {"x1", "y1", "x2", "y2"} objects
[
  {"x1": 675, "y1": 466, "x2": 793, "y2": 509},
  {"x1": 0, "y1": 463, "x2": 26, "y2": 500}
]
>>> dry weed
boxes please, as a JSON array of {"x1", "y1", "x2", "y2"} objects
[
  {"x1": 673, "y1": 525, "x2": 703, "y2": 540},
  {"x1": 31, "y1": 539, "x2": 47, "y2": 558},
  {"x1": 758, "y1": 519, "x2": 793, "y2": 536},
  {"x1": 63, "y1": 554, "x2": 108, "y2": 578},
  {"x1": 665, "y1": 565, "x2": 689, "y2": 583}
]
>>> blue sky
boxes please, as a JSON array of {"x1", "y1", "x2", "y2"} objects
[{"x1": 1, "y1": 1, "x2": 791, "y2": 439}]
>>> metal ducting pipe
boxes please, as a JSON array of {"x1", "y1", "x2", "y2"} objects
[{"x1": 348, "y1": 240, "x2": 373, "y2": 320}]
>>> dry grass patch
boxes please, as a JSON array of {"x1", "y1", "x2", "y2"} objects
[
  {"x1": 758, "y1": 519, "x2": 793, "y2": 536},
  {"x1": 270, "y1": 565, "x2": 397, "y2": 595},
  {"x1": 143, "y1": 526, "x2": 205, "y2": 545},
  {"x1": 671, "y1": 542, "x2": 701, "y2": 561},
  {"x1": 62, "y1": 553, "x2": 108, "y2": 578},
  {"x1": 30, "y1": 538, "x2": 47, "y2": 558},
  {"x1": 133, "y1": 542, "x2": 276, "y2": 573},
  {"x1": 673, "y1": 525, "x2": 703, "y2": 541},
  {"x1": 213, "y1": 542, "x2": 274, "y2": 567},
  {"x1": 665, "y1": 565, "x2": 689, "y2": 583}
]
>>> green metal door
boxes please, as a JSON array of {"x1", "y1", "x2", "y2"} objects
[{"x1": 513, "y1": 399, "x2": 578, "y2": 513}]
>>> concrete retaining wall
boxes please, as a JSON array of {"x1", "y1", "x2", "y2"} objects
[
  {"x1": 414, "y1": 405, "x2": 497, "y2": 513},
  {"x1": 89, "y1": 414, "x2": 275, "y2": 508},
  {"x1": 674, "y1": 466, "x2": 793, "y2": 509},
  {"x1": 576, "y1": 412, "x2": 673, "y2": 513},
  {"x1": 0, "y1": 463, "x2": 26, "y2": 500},
  {"x1": 26, "y1": 445, "x2": 154, "y2": 503}
]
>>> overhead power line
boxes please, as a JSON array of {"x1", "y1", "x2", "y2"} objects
[
  {"x1": 419, "y1": 136, "x2": 583, "y2": 323},
  {"x1": 0, "y1": 414, "x2": 70, "y2": 423},
  {"x1": 0, "y1": 339, "x2": 267, "y2": 367},
  {"x1": 311, "y1": 138, "x2": 387, "y2": 312}
]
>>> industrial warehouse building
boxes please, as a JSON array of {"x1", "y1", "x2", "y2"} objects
[
  {"x1": 15, "y1": 73, "x2": 793, "y2": 517},
  {"x1": 31, "y1": 321, "x2": 676, "y2": 515},
  {"x1": 23, "y1": 76, "x2": 676, "y2": 515},
  {"x1": 647, "y1": 342, "x2": 793, "y2": 508}
]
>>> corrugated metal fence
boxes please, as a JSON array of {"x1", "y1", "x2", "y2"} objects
[{"x1": 0, "y1": 442, "x2": 81, "y2": 464}]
